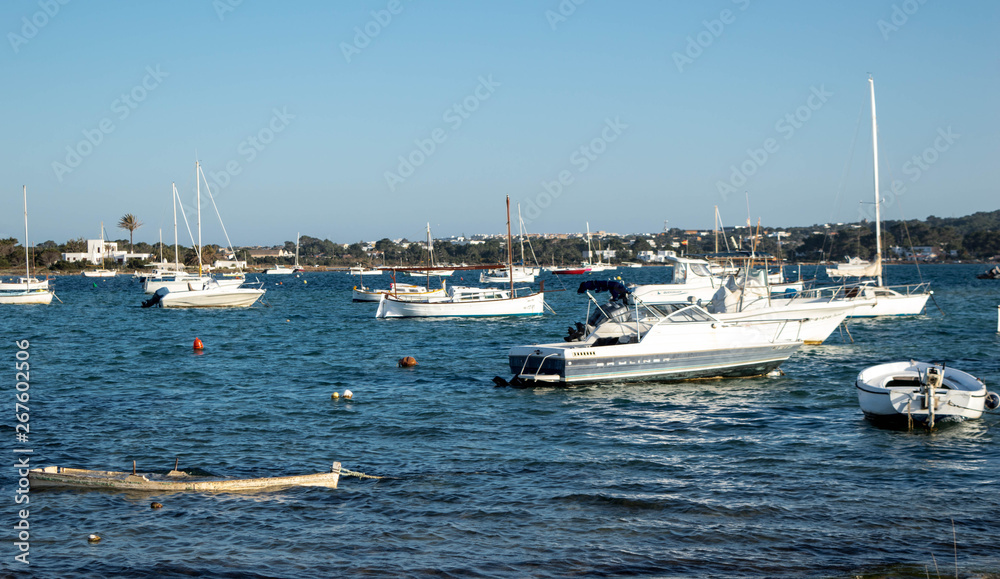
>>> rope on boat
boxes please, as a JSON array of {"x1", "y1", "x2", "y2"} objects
[{"x1": 339, "y1": 468, "x2": 387, "y2": 480}]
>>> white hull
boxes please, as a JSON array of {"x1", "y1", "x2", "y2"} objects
[
  {"x1": 0, "y1": 278, "x2": 49, "y2": 291},
  {"x1": 714, "y1": 303, "x2": 855, "y2": 345},
  {"x1": 349, "y1": 268, "x2": 382, "y2": 275},
  {"x1": 0, "y1": 290, "x2": 54, "y2": 305},
  {"x1": 82, "y1": 269, "x2": 117, "y2": 278},
  {"x1": 407, "y1": 270, "x2": 455, "y2": 277},
  {"x1": 376, "y1": 291, "x2": 544, "y2": 318},
  {"x1": 264, "y1": 267, "x2": 294, "y2": 275},
  {"x1": 481, "y1": 270, "x2": 536, "y2": 283},
  {"x1": 352, "y1": 283, "x2": 448, "y2": 302},
  {"x1": 157, "y1": 287, "x2": 265, "y2": 308},
  {"x1": 856, "y1": 361, "x2": 994, "y2": 422},
  {"x1": 508, "y1": 302, "x2": 801, "y2": 385},
  {"x1": 846, "y1": 286, "x2": 929, "y2": 317},
  {"x1": 144, "y1": 276, "x2": 243, "y2": 294}
]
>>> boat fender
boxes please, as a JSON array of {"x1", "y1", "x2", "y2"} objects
[{"x1": 986, "y1": 392, "x2": 1000, "y2": 411}]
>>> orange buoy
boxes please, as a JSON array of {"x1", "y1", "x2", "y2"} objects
[
  {"x1": 398, "y1": 356, "x2": 417, "y2": 368},
  {"x1": 193, "y1": 338, "x2": 204, "y2": 350}
]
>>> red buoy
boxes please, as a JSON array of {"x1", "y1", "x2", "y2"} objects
[{"x1": 193, "y1": 338, "x2": 204, "y2": 350}]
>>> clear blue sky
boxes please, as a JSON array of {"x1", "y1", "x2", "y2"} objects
[{"x1": 3, "y1": 0, "x2": 998, "y2": 246}]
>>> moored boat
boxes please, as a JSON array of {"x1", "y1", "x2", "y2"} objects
[
  {"x1": 502, "y1": 281, "x2": 802, "y2": 385},
  {"x1": 352, "y1": 281, "x2": 447, "y2": 302},
  {"x1": 29, "y1": 462, "x2": 341, "y2": 491},
  {"x1": 855, "y1": 361, "x2": 999, "y2": 426},
  {"x1": 376, "y1": 285, "x2": 544, "y2": 318}
]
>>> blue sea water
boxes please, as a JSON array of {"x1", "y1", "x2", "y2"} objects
[{"x1": 2, "y1": 265, "x2": 999, "y2": 578}]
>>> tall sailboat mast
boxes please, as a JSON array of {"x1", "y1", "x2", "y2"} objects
[
  {"x1": 196, "y1": 161, "x2": 203, "y2": 276},
  {"x1": 172, "y1": 183, "x2": 179, "y2": 272},
  {"x1": 869, "y1": 75, "x2": 883, "y2": 287},
  {"x1": 506, "y1": 196, "x2": 514, "y2": 296},
  {"x1": 22, "y1": 186, "x2": 29, "y2": 283}
]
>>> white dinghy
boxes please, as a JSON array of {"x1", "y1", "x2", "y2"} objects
[{"x1": 855, "y1": 361, "x2": 999, "y2": 427}]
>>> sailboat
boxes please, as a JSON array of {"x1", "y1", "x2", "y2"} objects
[
  {"x1": 407, "y1": 223, "x2": 454, "y2": 278},
  {"x1": 292, "y1": 233, "x2": 306, "y2": 272},
  {"x1": 376, "y1": 197, "x2": 545, "y2": 318},
  {"x1": 143, "y1": 162, "x2": 265, "y2": 308},
  {"x1": 481, "y1": 204, "x2": 538, "y2": 283},
  {"x1": 0, "y1": 187, "x2": 54, "y2": 305},
  {"x1": 143, "y1": 183, "x2": 239, "y2": 294},
  {"x1": 581, "y1": 222, "x2": 616, "y2": 272},
  {"x1": 834, "y1": 76, "x2": 930, "y2": 317},
  {"x1": 81, "y1": 222, "x2": 118, "y2": 277}
]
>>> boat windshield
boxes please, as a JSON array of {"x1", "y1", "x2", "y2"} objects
[{"x1": 661, "y1": 304, "x2": 716, "y2": 323}]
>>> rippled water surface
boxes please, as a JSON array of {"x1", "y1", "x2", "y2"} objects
[{"x1": 2, "y1": 265, "x2": 999, "y2": 578}]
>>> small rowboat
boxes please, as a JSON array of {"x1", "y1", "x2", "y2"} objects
[
  {"x1": 28, "y1": 462, "x2": 341, "y2": 492},
  {"x1": 856, "y1": 361, "x2": 999, "y2": 427}
]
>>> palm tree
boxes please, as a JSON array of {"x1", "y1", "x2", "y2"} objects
[{"x1": 118, "y1": 214, "x2": 144, "y2": 252}]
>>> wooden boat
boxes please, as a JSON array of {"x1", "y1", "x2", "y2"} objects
[
  {"x1": 28, "y1": 462, "x2": 341, "y2": 491},
  {"x1": 856, "y1": 361, "x2": 999, "y2": 426}
]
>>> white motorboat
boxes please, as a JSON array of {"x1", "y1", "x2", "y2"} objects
[
  {"x1": 502, "y1": 281, "x2": 801, "y2": 386},
  {"x1": 143, "y1": 272, "x2": 244, "y2": 294},
  {"x1": 264, "y1": 264, "x2": 294, "y2": 275},
  {"x1": 701, "y1": 276, "x2": 872, "y2": 345},
  {"x1": 856, "y1": 361, "x2": 999, "y2": 426},
  {"x1": 1, "y1": 187, "x2": 54, "y2": 305},
  {"x1": 145, "y1": 279, "x2": 266, "y2": 308},
  {"x1": 376, "y1": 285, "x2": 544, "y2": 318},
  {"x1": 141, "y1": 163, "x2": 265, "y2": 308},
  {"x1": 349, "y1": 266, "x2": 382, "y2": 275},
  {"x1": 842, "y1": 282, "x2": 931, "y2": 318},
  {"x1": 353, "y1": 281, "x2": 447, "y2": 302}
]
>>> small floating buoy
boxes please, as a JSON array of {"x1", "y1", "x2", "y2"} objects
[
  {"x1": 150, "y1": 502, "x2": 163, "y2": 509},
  {"x1": 88, "y1": 534, "x2": 101, "y2": 543},
  {"x1": 193, "y1": 338, "x2": 204, "y2": 350},
  {"x1": 303, "y1": 280, "x2": 307, "y2": 284},
  {"x1": 286, "y1": 319, "x2": 290, "y2": 322},
  {"x1": 331, "y1": 392, "x2": 339, "y2": 399},
  {"x1": 398, "y1": 356, "x2": 417, "y2": 368},
  {"x1": 343, "y1": 389, "x2": 353, "y2": 399},
  {"x1": 93, "y1": 282, "x2": 97, "y2": 288}
]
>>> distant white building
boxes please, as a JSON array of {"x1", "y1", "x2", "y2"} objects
[
  {"x1": 584, "y1": 250, "x2": 616, "y2": 260},
  {"x1": 62, "y1": 239, "x2": 150, "y2": 264},
  {"x1": 637, "y1": 250, "x2": 676, "y2": 263}
]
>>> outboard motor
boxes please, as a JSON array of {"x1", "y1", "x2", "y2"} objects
[{"x1": 141, "y1": 287, "x2": 170, "y2": 308}]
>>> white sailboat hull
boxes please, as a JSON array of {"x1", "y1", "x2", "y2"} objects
[
  {"x1": 847, "y1": 288, "x2": 929, "y2": 317},
  {"x1": 352, "y1": 284, "x2": 447, "y2": 302},
  {"x1": 376, "y1": 291, "x2": 545, "y2": 318},
  {"x1": 0, "y1": 290, "x2": 54, "y2": 305},
  {"x1": 82, "y1": 270, "x2": 117, "y2": 278}
]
